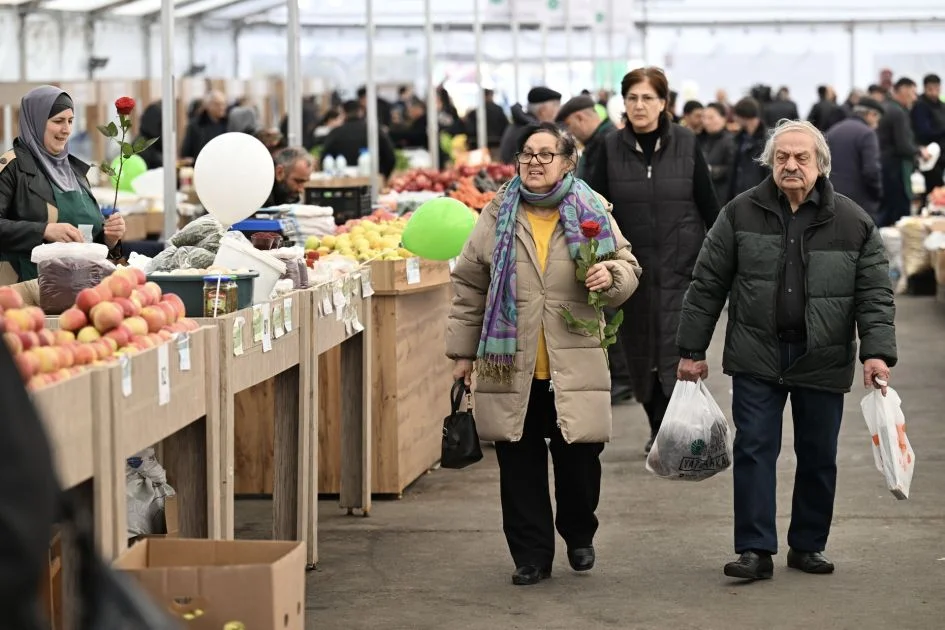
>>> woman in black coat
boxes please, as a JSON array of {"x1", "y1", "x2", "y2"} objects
[
  {"x1": 589, "y1": 67, "x2": 720, "y2": 453},
  {"x1": 0, "y1": 86, "x2": 125, "y2": 282}
]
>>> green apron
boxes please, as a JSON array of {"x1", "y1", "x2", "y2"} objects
[{"x1": 3, "y1": 186, "x2": 103, "y2": 281}]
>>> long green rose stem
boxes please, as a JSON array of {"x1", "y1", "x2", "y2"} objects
[{"x1": 111, "y1": 114, "x2": 127, "y2": 215}]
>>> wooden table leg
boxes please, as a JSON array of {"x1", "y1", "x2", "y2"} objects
[
  {"x1": 164, "y1": 419, "x2": 208, "y2": 538},
  {"x1": 339, "y1": 328, "x2": 371, "y2": 516},
  {"x1": 272, "y1": 366, "x2": 301, "y2": 540}
]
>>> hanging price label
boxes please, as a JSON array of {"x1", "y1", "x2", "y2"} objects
[
  {"x1": 321, "y1": 286, "x2": 333, "y2": 316},
  {"x1": 361, "y1": 269, "x2": 374, "y2": 297},
  {"x1": 177, "y1": 332, "x2": 191, "y2": 371},
  {"x1": 233, "y1": 317, "x2": 245, "y2": 356},
  {"x1": 261, "y1": 302, "x2": 272, "y2": 352},
  {"x1": 157, "y1": 343, "x2": 170, "y2": 406},
  {"x1": 120, "y1": 354, "x2": 132, "y2": 397},
  {"x1": 333, "y1": 280, "x2": 346, "y2": 321},
  {"x1": 273, "y1": 303, "x2": 285, "y2": 339},
  {"x1": 252, "y1": 305, "x2": 263, "y2": 342},
  {"x1": 406, "y1": 257, "x2": 421, "y2": 284},
  {"x1": 283, "y1": 297, "x2": 293, "y2": 331}
]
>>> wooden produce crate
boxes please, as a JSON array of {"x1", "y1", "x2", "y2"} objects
[
  {"x1": 104, "y1": 326, "x2": 221, "y2": 558},
  {"x1": 319, "y1": 263, "x2": 452, "y2": 496},
  {"x1": 32, "y1": 368, "x2": 115, "y2": 557},
  {"x1": 193, "y1": 291, "x2": 314, "y2": 559},
  {"x1": 368, "y1": 257, "x2": 451, "y2": 294}
]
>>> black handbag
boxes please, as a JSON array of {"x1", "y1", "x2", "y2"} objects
[{"x1": 441, "y1": 379, "x2": 484, "y2": 469}]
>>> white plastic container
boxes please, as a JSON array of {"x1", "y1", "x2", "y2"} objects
[
  {"x1": 213, "y1": 236, "x2": 287, "y2": 304},
  {"x1": 322, "y1": 154, "x2": 335, "y2": 175},
  {"x1": 335, "y1": 154, "x2": 347, "y2": 176},
  {"x1": 357, "y1": 148, "x2": 371, "y2": 176}
]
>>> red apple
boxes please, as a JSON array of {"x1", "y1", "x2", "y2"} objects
[
  {"x1": 55, "y1": 346, "x2": 75, "y2": 369},
  {"x1": 54, "y1": 330, "x2": 76, "y2": 345},
  {"x1": 112, "y1": 297, "x2": 139, "y2": 318},
  {"x1": 34, "y1": 347, "x2": 60, "y2": 373},
  {"x1": 142, "y1": 282, "x2": 162, "y2": 304},
  {"x1": 17, "y1": 331, "x2": 39, "y2": 351},
  {"x1": 4, "y1": 309, "x2": 32, "y2": 332},
  {"x1": 94, "y1": 283, "x2": 113, "y2": 302},
  {"x1": 58, "y1": 307, "x2": 88, "y2": 332},
  {"x1": 15, "y1": 351, "x2": 39, "y2": 380},
  {"x1": 105, "y1": 325, "x2": 132, "y2": 348},
  {"x1": 123, "y1": 316, "x2": 148, "y2": 337},
  {"x1": 90, "y1": 340, "x2": 111, "y2": 360},
  {"x1": 72, "y1": 344, "x2": 95, "y2": 366},
  {"x1": 36, "y1": 329, "x2": 56, "y2": 347},
  {"x1": 140, "y1": 306, "x2": 167, "y2": 334},
  {"x1": 101, "y1": 337, "x2": 119, "y2": 353},
  {"x1": 156, "y1": 301, "x2": 177, "y2": 325},
  {"x1": 75, "y1": 288, "x2": 103, "y2": 314},
  {"x1": 106, "y1": 274, "x2": 134, "y2": 299},
  {"x1": 0, "y1": 286, "x2": 24, "y2": 310},
  {"x1": 24, "y1": 306, "x2": 45, "y2": 332},
  {"x1": 90, "y1": 302, "x2": 123, "y2": 333},
  {"x1": 162, "y1": 294, "x2": 186, "y2": 319}
]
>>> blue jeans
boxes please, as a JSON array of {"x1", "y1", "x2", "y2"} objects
[{"x1": 731, "y1": 342, "x2": 844, "y2": 555}]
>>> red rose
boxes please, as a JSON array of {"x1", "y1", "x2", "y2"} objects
[
  {"x1": 580, "y1": 220, "x2": 601, "y2": 239},
  {"x1": 115, "y1": 96, "x2": 136, "y2": 116}
]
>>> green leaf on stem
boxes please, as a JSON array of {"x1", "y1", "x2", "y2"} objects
[
  {"x1": 560, "y1": 307, "x2": 578, "y2": 326},
  {"x1": 575, "y1": 265, "x2": 587, "y2": 282},
  {"x1": 120, "y1": 142, "x2": 134, "y2": 158},
  {"x1": 97, "y1": 122, "x2": 119, "y2": 138},
  {"x1": 98, "y1": 163, "x2": 116, "y2": 176},
  {"x1": 603, "y1": 334, "x2": 618, "y2": 347},
  {"x1": 587, "y1": 290, "x2": 603, "y2": 308},
  {"x1": 119, "y1": 114, "x2": 131, "y2": 132},
  {"x1": 133, "y1": 136, "x2": 159, "y2": 153},
  {"x1": 604, "y1": 309, "x2": 624, "y2": 336}
]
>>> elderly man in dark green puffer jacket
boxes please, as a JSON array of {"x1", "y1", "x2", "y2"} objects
[{"x1": 675, "y1": 119, "x2": 897, "y2": 582}]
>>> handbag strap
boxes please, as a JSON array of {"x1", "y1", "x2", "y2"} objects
[{"x1": 450, "y1": 379, "x2": 470, "y2": 414}]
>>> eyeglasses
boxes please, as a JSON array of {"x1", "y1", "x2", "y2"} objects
[
  {"x1": 515, "y1": 151, "x2": 562, "y2": 164},
  {"x1": 625, "y1": 94, "x2": 662, "y2": 106}
]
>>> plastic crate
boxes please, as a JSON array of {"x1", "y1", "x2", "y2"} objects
[{"x1": 304, "y1": 183, "x2": 371, "y2": 225}]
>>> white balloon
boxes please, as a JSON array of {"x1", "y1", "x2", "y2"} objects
[{"x1": 193, "y1": 132, "x2": 275, "y2": 227}]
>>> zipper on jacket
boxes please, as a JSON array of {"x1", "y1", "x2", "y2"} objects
[{"x1": 797, "y1": 215, "x2": 833, "y2": 375}]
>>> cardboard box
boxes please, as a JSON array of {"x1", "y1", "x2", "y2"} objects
[
  {"x1": 114, "y1": 538, "x2": 306, "y2": 629},
  {"x1": 368, "y1": 257, "x2": 451, "y2": 295}
]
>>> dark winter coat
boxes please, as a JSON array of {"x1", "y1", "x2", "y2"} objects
[
  {"x1": 319, "y1": 118, "x2": 397, "y2": 178},
  {"x1": 578, "y1": 118, "x2": 615, "y2": 182},
  {"x1": 762, "y1": 99, "x2": 800, "y2": 128},
  {"x1": 499, "y1": 104, "x2": 537, "y2": 165},
  {"x1": 180, "y1": 110, "x2": 227, "y2": 161},
  {"x1": 699, "y1": 130, "x2": 736, "y2": 203},
  {"x1": 730, "y1": 122, "x2": 770, "y2": 200},
  {"x1": 825, "y1": 116, "x2": 883, "y2": 219},
  {"x1": 589, "y1": 120, "x2": 720, "y2": 401},
  {"x1": 807, "y1": 99, "x2": 846, "y2": 132},
  {"x1": 464, "y1": 102, "x2": 510, "y2": 150},
  {"x1": 677, "y1": 176, "x2": 897, "y2": 392}
]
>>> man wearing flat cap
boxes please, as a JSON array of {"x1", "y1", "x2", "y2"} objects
[
  {"x1": 556, "y1": 95, "x2": 615, "y2": 181},
  {"x1": 499, "y1": 86, "x2": 561, "y2": 164},
  {"x1": 825, "y1": 97, "x2": 885, "y2": 223}
]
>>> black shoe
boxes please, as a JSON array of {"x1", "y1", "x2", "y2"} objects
[
  {"x1": 723, "y1": 551, "x2": 774, "y2": 580},
  {"x1": 511, "y1": 565, "x2": 552, "y2": 586},
  {"x1": 644, "y1": 435, "x2": 655, "y2": 455},
  {"x1": 567, "y1": 546, "x2": 595, "y2": 572},
  {"x1": 786, "y1": 549, "x2": 835, "y2": 574}
]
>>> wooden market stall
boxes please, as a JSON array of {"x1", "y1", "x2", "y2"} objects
[
  {"x1": 318, "y1": 258, "x2": 453, "y2": 496},
  {"x1": 105, "y1": 326, "x2": 222, "y2": 558}
]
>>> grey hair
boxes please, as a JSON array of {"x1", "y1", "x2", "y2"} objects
[
  {"x1": 757, "y1": 118, "x2": 832, "y2": 177},
  {"x1": 274, "y1": 146, "x2": 314, "y2": 169}
]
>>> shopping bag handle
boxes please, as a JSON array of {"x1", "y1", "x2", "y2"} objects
[{"x1": 450, "y1": 378, "x2": 472, "y2": 414}]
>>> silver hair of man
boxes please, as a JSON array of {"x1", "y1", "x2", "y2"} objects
[
  {"x1": 274, "y1": 146, "x2": 314, "y2": 170},
  {"x1": 757, "y1": 118, "x2": 832, "y2": 178}
]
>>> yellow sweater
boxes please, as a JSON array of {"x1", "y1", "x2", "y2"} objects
[{"x1": 525, "y1": 210, "x2": 559, "y2": 380}]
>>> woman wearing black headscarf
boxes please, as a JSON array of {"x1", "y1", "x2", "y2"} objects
[
  {"x1": 0, "y1": 86, "x2": 125, "y2": 282},
  {"x1": 135, "y1": 101, "x2": 163, "y2": 170}
]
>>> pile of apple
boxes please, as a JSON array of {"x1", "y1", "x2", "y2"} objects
[
  {"x1": 0, "y1": 267, "x2": 199, "y2": 390},
  {"x1": 384, "y1": 165, "x2": 516, "y2": 194}
]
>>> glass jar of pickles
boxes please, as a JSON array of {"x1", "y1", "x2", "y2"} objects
[
  {"x1": 225, "y1": 276, "x2": 239, "y2": 311},
  {"x1": 203, "y1": 275, "x2": 235, "y2": 317}
]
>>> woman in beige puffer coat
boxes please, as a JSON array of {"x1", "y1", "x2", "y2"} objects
[{"x1": 446, "y1": 123, "x2": 641, "y2": 586}]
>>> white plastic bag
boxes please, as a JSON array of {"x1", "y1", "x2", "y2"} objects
[
  {"x1": 860, "y1": 387, "x2": 915, "y2": 500},
  {"x1": 31, "y1": 242, "x2": 115, "y2": 314},
  {"x1": 646, "y1": 379, "x2": 733, "y2": 481},
  {"x1": 125, "y1": 447, "x2": 176, "y2": 538}
]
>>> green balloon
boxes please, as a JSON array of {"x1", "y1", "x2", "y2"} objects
[
  {"x1": 110, "y1": 154, "x2": 147, "y2": 192},
  {"x1": 401, "y1": 197, "x2": 476, "y2": 261}
]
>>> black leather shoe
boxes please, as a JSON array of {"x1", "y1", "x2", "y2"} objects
[
  {"x1": 787, "y1": 549, "x2": 835, "y2": 574},
  {"x1": 567, "y1": 546, "x2": 595, "y2": 572},
  {"x1": 644, "y1": 435, "x2": 656, "y2": 455},
  {"x1": 511, "y1": 565, "x2": 552, "y2": 586},
  {"x1": 723, "y1": 551, "x2": 774, "y2": 580}
]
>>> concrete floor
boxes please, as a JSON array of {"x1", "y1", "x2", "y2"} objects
[{"x1": 237, "y1": 295, "x2": 945, "y2": 630}]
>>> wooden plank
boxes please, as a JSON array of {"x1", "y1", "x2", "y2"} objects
[
  {"x1": 272, "y1": 367, "x2": 300, "y2": 540},
  {"x1": 233, "y1": 381, "x2": 275, "y2": 495},
  {"x1": 163, "y1": 419, "x2": 208, "y2": 538},
  {"x1": 369, "y1": 258, "x2": 451, "y2": 295},
  {"x1": 339, "y1": 296, "x2": 372, "y2": 514},
  {"x1": 316, "y1": 348, "x2": 341, "y2": 493}
]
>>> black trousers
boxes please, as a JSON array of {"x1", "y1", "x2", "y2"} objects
[
  {"x1": 605, "y1": 307, "x2": 632, "y2": 391},
  {"x1": 642, "y1": 376, "x2": 671, "y2": 438},
  {"x1": 494, "y1": 380, "x2": 605, "y2": 569},
  {"x1": 731, "y1": 342, "x2": 844, "y2": 554}
]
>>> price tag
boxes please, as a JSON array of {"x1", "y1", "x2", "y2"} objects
[
  {"x1": 406, "y1": 257, "x2": 421, "y2": 285},
  {"x1": 261, "y1": 302, "x2": 272, "y2": 353},
  {"x1": 273, "y1": 303, "x2": 285, "y2": 338},
  {"x1": 283, "y1": 297, "x2": 293, "y2": 331},
  {"x1": 120, "y1": 354, "x2": 132, "y2": 397},
  {"x1": 157, "y1": 343, "x2": 170, "y2": 406},
  {"x1": 361, "y1": 268, "x2": 375, "y2": 298},
  {"x1": 449, "y1": 257, "x2": 458, "y2": 272},
  {"x1": 252, "y1": 305, "x2": 263, "y2": 343},
  {"x1": 333, "y1": 280, "x2": 346, "y2": 321},
  {"x1": 352, "y1": 309, "x2": 365, "y2": 333},
  {"x1": 233, "y1": 317, "x2": 245, "y2": 356},
  {"x1": 321, "y1": 287, "x2": 333, "y2": 316},
  {"x1": 177, "y1": 332, "x2": 191, "y2": 371},
  {"x1": 344, "y1": 313, "x2": 354, "y2": 335}
]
